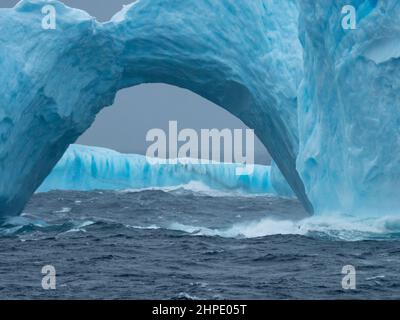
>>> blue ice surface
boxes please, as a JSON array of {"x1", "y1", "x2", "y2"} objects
[
  {"x1": 1, "y1": 0, "x2": 400, "y2": 218},
  {"x1": 38, "y1": 144, "x2": 278, "y2": 196},
  {"x1": 298, "y1": 0, "x2": 400, "y2": 215},
  {"x1": 0, "y1": 0, "x2": 310, "y2": 218}
]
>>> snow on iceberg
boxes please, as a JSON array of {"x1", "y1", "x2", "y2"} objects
[{"x1": 38, "y1": 144, "x2": 275, "y2": 195}]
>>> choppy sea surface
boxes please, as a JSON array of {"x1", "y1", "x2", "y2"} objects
[{"x1": 1, "y1": 184, "x2": 400, "y2": 299}]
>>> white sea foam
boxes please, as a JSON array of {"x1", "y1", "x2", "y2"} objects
[
  {"x1": 167, "y1": 214, "x2": 400, "y2": 241},
  {"x1": 120, "y1": 181, "x2": 273, "y2": 198},
  {"x1": 54, "y1": 207, "x2": 71, "y2": 213}
]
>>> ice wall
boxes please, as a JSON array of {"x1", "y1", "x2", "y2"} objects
[
  {"x1": 38, "y1": 144, "x2": 274, "y2": 194},
  {"x1": 298, "y1": 0, "x2": 400, "y2": 214}
]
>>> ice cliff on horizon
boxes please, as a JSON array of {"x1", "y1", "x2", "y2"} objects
[
  {"x1": 38, "y1": 144, "x2": 276, "y2": 195},
  {"x1": 0, "y1": 0, "x2": 399, "y2": 218}
]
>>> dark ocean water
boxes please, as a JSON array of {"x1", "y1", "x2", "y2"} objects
[{"x1": 1, "y1": 187, "x2": 400, "y2": 299}]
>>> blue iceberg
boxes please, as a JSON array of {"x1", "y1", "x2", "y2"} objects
[
  {"x1": 0, "y1": 0, "x2": 309, "y2": 218},
  {"x1": 298, "y1": 0, "x2": 400, "y2": 215},
  {"x1": 1, "y1": 0, "x2": 399, "y2": 218},
  {"x1": 38, "y1": 144, "x2": 276, "y2": 195}
]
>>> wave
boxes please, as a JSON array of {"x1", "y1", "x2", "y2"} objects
[
  {"x1": 119, "y1": 181, "x2": 275, "y2": 198},
  {"x1": 167, "y1": 214, "x2": 400, "y2": 241},
  {"x1": 7, "y1": 183, "x2": 400, "y2": 242},
  {"x1": 4, "y1": 213, "x2": 400, "y2": 242},
  {"x1": 0, "y1": 215, "x2": 95, "y2": 238}
]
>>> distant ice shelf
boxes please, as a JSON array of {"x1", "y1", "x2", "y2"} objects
[{"x1": 38, "y1": 144, "x2": 283, "y2": 196}]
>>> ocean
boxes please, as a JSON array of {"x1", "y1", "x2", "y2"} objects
[{"x1": 0, "y1": 187, "x2": 400, "y2": 299}]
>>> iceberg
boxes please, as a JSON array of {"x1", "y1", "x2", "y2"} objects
[
  {"x1": 1, "y1": 0, "x2": 400, "y2": 218},
  {"x1": 38, "y1": 144, "x2": 275, "y2": 195},
  {"x1": 0, "y1": 0, "x2": 311, "y2": 219}
]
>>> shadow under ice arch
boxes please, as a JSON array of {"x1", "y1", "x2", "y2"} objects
[{"x1": 0, "y1": 0, "x2": 313, "y2": 218}]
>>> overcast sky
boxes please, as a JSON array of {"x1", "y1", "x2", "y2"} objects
[{"x1": 3, "y1": 0, "x2": 270, "y2": 164}]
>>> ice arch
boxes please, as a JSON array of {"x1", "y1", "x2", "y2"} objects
[{"x1": 0, "y1": 0, "x2": 312, "y2": 218}]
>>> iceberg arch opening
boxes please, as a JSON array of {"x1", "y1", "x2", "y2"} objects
[{"x1": 40, "y1": 83, "x2": 276, "y2": 194}]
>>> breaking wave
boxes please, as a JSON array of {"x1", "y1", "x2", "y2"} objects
[{"x1": 3, "y1": 210, "x2": 400, "y2": 242}]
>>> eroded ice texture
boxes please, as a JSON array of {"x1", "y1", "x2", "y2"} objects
[
  {"x1": 270, "y1": 161, "x2": 295, "y2": 198},
  {"x1": 38, "y1": 144, "x2": 274, "y2": 194},
  {"x1": 0, "y1": 0, "x2": 311, "y2": 218},
  {"x1": 298, "y1": 0, "x2": 400, "y2": 214}
]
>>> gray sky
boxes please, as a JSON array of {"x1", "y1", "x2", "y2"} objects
[{"x1": 3, "y1": 0, "x2": 270, "y2": 164}]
